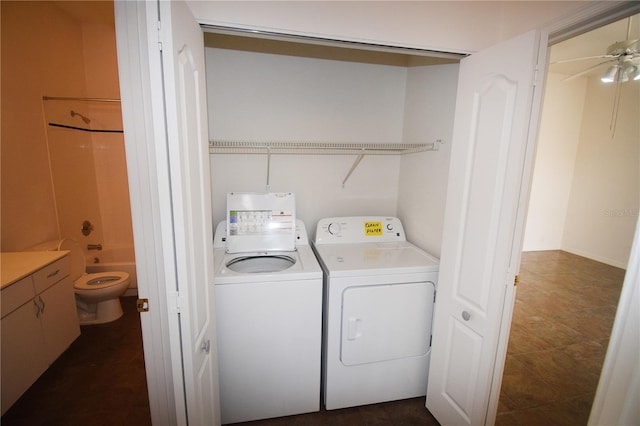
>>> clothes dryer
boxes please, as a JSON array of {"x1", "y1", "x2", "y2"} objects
[
  {"x1": 213, "y1": 193, "x2": 322, "y2": 424},
  {"x1": 313, "y1": 216, "x2": 439, "y2": 410}
]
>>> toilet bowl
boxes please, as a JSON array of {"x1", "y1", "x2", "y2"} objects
[
  {"x1": 74, "y1": 271, "x2": 130, "y2": 324},
  {"x1": 32, "y1": 239, "x2": 130, "y2": 325}
]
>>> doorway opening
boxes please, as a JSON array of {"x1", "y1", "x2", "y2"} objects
[{"x1": 498, "y1": 14, "x2": 639, "y2": 425}]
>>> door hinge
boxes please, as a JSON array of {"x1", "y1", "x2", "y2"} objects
[
  {"x1": 137, "y1": 298, "x2": 149, "y2": 313},
  {"x1": 514, "y1": 275, "x2": 520, "y2": 287}
]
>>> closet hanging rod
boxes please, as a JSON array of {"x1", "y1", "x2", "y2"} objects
[{"x1": 43, "y1": 96, "x2": 121, "y2": 103}]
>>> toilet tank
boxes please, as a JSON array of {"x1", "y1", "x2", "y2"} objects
[{"x1": 30, "y1": 239, "x2": 86, "y2": 282}]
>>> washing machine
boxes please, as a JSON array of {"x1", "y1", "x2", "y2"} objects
[
  {"x1": 312, "y1": 216, "x2": 439, "y2": 410},
  {"x1": 213, "y1": 193, "x2": 323, "y2": 424}
]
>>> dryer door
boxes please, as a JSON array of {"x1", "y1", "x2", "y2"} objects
[{"x1": 340, "y1": 281, "x2": 435, "y2": 366}]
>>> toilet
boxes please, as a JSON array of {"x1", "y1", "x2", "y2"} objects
[{"x1": 34, "y1": 239, "x2": 130, "y2": 325}]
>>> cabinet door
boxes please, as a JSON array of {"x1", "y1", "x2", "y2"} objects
[
  {"x1": 39, "y1": 277, "x2": 80, "y2": 364},
  {"x1": 1, "y1": 301, "x2": 48, "y2": 415}
]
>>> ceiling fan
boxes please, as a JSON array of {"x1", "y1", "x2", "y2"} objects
[
  {"x1": 552, "y1": 15, "x2": 639, "y2": 137},
  {"x1": 554, "y1": 16, "x2": 639, "y2": 83}
]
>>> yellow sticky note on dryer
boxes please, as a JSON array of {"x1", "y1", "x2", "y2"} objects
[{"x1": 364, "y1": 221, "x2": 382, "y2": 236}]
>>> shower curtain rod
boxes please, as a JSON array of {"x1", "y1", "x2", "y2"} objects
[
  {"x1": 43, "y1": 96, "x2": 121, "y2": 103},
  {"x1": 48, "y1": 123, "x2": 123, "y2": 133}
]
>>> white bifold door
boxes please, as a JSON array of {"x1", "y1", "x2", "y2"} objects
[{"x1": 426, "y1": 30, "x2": 547, "y2": 426}]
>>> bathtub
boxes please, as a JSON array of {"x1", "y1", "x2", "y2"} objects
[{"x1": 86, "y1": 246, "x2": 138, "y2": 296}]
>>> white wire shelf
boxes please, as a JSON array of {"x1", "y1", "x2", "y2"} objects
[
  {"x1": 208, "y1": 139, "x2": 444, "y2": 188},
  {"x1": 209, "y1": 140, "x2": 442, "y2": 155}
]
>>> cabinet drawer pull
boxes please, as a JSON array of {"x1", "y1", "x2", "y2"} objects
[{"x1": 47, "y1": 269, "x2": 60, "y2": 278}]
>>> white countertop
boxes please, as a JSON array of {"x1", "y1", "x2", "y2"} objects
[{"x1": 1, "y1": 251, "x2": 69, "y2": 289}]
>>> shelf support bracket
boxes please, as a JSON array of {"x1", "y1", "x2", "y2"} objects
[
  {"x1": 342, "y1": 150, "x2": 366, "y2": 188},
  {"x1": 265, "y1": 146, "x2": 271, "y2": 191}
]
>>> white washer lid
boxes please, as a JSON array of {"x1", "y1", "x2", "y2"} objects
[{"x1": 225, "y1": 192, "x2": 296, "y2": 253}]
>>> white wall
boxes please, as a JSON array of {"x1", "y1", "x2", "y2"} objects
[
  {"x1": 522, "y1": 73, "x2": 586, "y2": 251},
  {"x1": 206, "y1": 48, "x2": 406, "y2": 141},
  {"x1": 206, "y1": 48, "x2": 409, "y2": 233},
  {"x1": 562, "y1": 76, "x2": 639, "y2": 268},
  {"x1": 397, "y1": 64, "x2": 459, "y2": 257},
  {"x1": 189, "y1": 1, "x2": 588, "y2": 54},
  {"x1": 523, "y1": 71, "x2": 639, "y2": 268}
]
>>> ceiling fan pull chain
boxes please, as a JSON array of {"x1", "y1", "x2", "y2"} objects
[{"x1": 609, "y1": 80, "x2": 622, "y2": 139}]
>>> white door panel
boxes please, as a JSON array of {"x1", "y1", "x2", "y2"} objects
[
  {"x1": 426, "y1": 30, "x2": 546, "y2": 426},
  {"x1": 159, "y1": 1, "x2": 220, "y2": 425}
]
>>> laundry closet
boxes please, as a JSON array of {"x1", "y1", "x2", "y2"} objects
[
  {"x1": 120, "y1": 2, "x2": 621, "y2": 423},
  {"x1": 204, "y1": 32, "x2": 462, "y2": 256}
]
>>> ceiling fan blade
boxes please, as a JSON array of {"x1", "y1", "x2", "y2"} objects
[
  {"x1": 561, "y1": 59, "x2": 617, "y2": 81},
  {"x1": 552, "y1": 54, "x2": 617, "y2": 64}
]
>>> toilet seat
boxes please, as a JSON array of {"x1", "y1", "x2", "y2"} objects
[{"x1": 74, "y1": 272, "x2": 130, "y2": 291}]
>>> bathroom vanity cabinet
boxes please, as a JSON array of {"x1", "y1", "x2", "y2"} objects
[{"x1": 0, "y1": 252, "x2": 80, "y2": 415}]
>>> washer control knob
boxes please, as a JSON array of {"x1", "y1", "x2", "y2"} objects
[
  {"x1": 386, "y1": 223, "x2": 393, "y2": 231},
  {"x1": 328, "y1": 222, "x2": 342, "y2": 235}
]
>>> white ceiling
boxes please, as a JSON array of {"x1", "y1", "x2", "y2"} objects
[
  {"x1": 549, "y1": 13, "x2": 640, "y2": 79},
  {"x1": 51, "y1": 1, "x2": 637, "y2": 79}
]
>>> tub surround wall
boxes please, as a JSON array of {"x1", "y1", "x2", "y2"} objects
[
  {"x1": 43, "y1": 101, "x2": 105, "y2": 250},
  {"x1": 81, "y1": 18, "x2": 134, "y2": 252}
]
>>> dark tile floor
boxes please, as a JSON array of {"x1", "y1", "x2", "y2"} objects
[
  {"x1": 0, "y1": 298, "x2": 438, "y2": 426},
  {"x1": 229, "y1": 398, "x2": 440, "y2": 426},
  {"x1": 1, "y1": 297, "x2": 151, "y2": 426},
  {"x1": 2, "y1": 251, "x2": 623, "y2": 426},
  {"x1": 496, "y1": 250, "x2": 625, "y2": 426}
]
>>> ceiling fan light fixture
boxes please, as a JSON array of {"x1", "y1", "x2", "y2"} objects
[
  {"x1": 619, "y1": 58, "x2": 639, "y2": 82},
  {"x1": 625, "y1": 65, "x2": 639, "y2": 81},
  {"x1": 601, "y1": 64, "x2": 619, "y2": 83}
]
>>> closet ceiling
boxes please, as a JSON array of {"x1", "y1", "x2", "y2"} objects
[{"x1": 204, "y1": 32, "x2": 462, "y2": 68}]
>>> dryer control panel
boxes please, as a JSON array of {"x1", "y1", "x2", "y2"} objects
[{"x1": 314, "y1": 216, "x2": 406, "y2": 244}]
